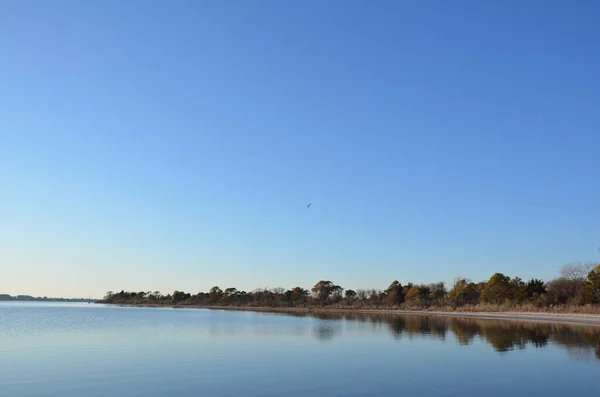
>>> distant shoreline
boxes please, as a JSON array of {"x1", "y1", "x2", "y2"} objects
[
  {"x1": 0, "y1": 298, "x2": 93, "y2": 303},
  {"x1": 100, "y1": 304, "x2": 600, "y2": 326}
]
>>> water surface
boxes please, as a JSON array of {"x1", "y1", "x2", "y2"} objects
[{"x1": 1, "y1": 302, "x2": 599, "y2": 396}]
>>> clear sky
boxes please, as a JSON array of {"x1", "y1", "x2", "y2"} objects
[{"x1": 1, "y1": 0, "x2": 599, "y2": 298}]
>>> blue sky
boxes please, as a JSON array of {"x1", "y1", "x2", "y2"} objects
[{"x1": 1, "y1": 0, "x2": 599, "y2": 298}]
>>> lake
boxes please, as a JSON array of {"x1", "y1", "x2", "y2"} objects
[{"x1": 1, "y1": 302, "x2": 599, "y2": 396}]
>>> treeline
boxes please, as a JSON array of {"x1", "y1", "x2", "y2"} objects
[
  {"x1": 0, "y1": 294, "x2": 91, "y2": 302},
  {"x1": 100, "y1": 262, "x2": 600, "y2": 310}
]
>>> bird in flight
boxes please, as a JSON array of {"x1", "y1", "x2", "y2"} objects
[{"x1": 306, "y1": 203, "x2": 313, "y2": 208}]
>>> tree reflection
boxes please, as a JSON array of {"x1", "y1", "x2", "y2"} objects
[
  {"x1": 246, "y1": 309, "x2": 600, "y2": 359},
  {"x1": 312, "y1": 325, "x2": 341, "y2": 341},
  {"x1": 297, "y1": 311, "x2": 600, "y2": 359}
]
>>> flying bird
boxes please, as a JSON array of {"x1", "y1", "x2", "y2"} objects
[{"x1": 306, "y1": 203, "x2": 313, "y2": 208}]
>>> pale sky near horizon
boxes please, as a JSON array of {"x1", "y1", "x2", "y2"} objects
[{"x1": 2, "y1": 1, "x2": 599, "y2": 298}]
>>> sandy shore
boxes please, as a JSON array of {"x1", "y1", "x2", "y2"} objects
[
  {"x1": 206, "y1": 306, "x2": 600, "y2": 326},
  {"x1": 398, "y1": 311, "x2": 600, "y2": 326},
  {"x1": 111, "y1": 304, "x2": 600, "y2": 326}
]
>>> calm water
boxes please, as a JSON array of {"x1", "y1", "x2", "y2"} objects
[{"x1": 1, "y1": 303, "x2": 600, "y2": 396}]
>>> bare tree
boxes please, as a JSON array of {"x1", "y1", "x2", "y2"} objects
[
  {"x1": 367, "y1": 289, "x2": 382, "y2": 303},
  {"x1": 356, "y1": 289, "x2": 368, "y2": 300},
  {"x1": 561, "y1": 262, "x2": 594, "y2": 282},
  {"x1": 556, "y1": 262, "x2": 596, "y2": 304}
]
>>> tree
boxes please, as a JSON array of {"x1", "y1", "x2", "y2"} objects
[
  {"x1": 547, "y1": 278, "x2": 572, "y2": 304},
  {"x1": 271, "y1": 287, "x2": 285, "y2": 295},
  {"x1": 285, "y1": 287, "x2": 309, "y2": 305},
  {"x1": 366, "y1": 289, "x2": 383, "y2": 303},
  {"x1": 172, "y1": 290, "x2": 191, "y2": 303},
  {"x1": 209, "y1": 286, "x2": 223, "y2": 303},
  {"x1": 428, "y1": 282, "x2": 446, "y2": 302},
  {"x1": 525, "y1": 279, "x2": 546, "y2": 299},
  {"x1": 480, "y1": 273, "x2": 513, "y2": 304},
  {"x1": 222, "y1": 288, "x2": 238, "y2": 304},
  {"x1": 510, "y1": 277, "x2": 527, "y2": 303},
  {"x1": 448, "y1": 279, "x2": 479, "y2": 305},
  {"x1": 345, "y1": 289, "x2": 357, "y2": 300},
  {"x1": 583, "y1": 265, "x2": 600, "y2": 303},
  {"x1": 384, "y1": 281, "x2": 404, "y2": 304},
  {"x1": 146, "y1": 291, "x2": 162, "y2": 303},
  {"x1": 405, "y1": 286, "x2": 427, "y2": 306},
  {"x1": 559, "y1": 262, "x2": 595, "y2": 303},
  {"x1": 311, "y1": 280, "x2": 342, "y2": 302},
  {"x1": 356, "y1": 289, "x2": 368, "y2": 301},
  {"x1": 561, "y1": 262, "x2": 595, "y2": 284}
]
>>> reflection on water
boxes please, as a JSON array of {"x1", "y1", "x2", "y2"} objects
[
  {"x1": 1, "y1": 304, "x2": 599, "y2": 397},
  {"x1": 312, "y1": 324, "x2": 341, "y2": 341},
  {"x1": 2, "y1": 304, "x2": 600, "y2": 361},
  {"x1": 255, "y1": 311, "x2": 600, "y2": 360}
]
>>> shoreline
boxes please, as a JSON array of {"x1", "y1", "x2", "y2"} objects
[
  {"x1": 208, "y1": 306, "x2": 600, "y2": 326},
  {"x1": 102, "y1": 304, "x2": 600, "y2": 326}
]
